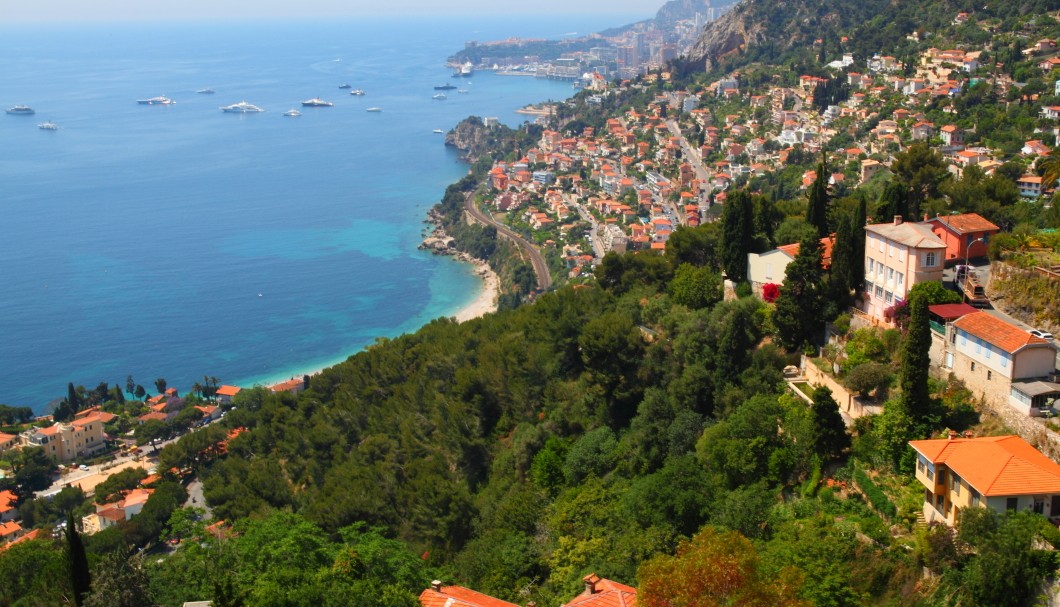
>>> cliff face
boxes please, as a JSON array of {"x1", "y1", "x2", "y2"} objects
[
  {"x1": 686, "y1": 1, "x2": 765, "y2": 71},
  {"x1": 444, "y1": 117, "x2": 494, "y2": 162}
]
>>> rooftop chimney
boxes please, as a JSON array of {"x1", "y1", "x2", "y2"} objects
[
  {"x1": 583, "y1": 574, "x2": 600, "y2": 595},
  {"x1": 894, "y1": 214, "x2": 903, "y2": 226},
  {"x1": 947, "y1": 429, "x2": 958, "y2": 440},
  {"x1": 431, "y1": 580, "x2": 443, "y2": 592}
]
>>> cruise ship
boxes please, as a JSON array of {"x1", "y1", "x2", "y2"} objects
[
  {"x1": 220, "y1": 101, "x2": 265, "y2": 113},
  {"x1": 137, "y1": 96, "x2": 174, "y2": 105},
  {"x1": 5, "y1": 105, "x2": 35, "y2": 115},
  {"x1": 301, "y1": 98, "x2": 334, "y2": 107}
]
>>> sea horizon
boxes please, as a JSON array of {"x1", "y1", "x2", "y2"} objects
[{"x1": 0, "y1": 15, "x2": 643, "y2": 413}]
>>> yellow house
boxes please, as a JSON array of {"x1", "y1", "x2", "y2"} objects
[{"x1": 909, "y1": 435, "x2": 1060, "y2": 526}]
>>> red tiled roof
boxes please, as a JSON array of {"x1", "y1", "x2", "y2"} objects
[
  {"x1": 0, "y1": 529, "x2": 40, "y2": 553},
  {"x1": 0, "y1": 432, "x2": 15, "y2": 444},
  {"x1": 910, "y1": 435, "x2": 1060, "y2": 496},
  {"x1": 775, "y1": 235, "x2": 836, "y2": 266},
  {"x1": 930, "y1": 213, "x2": 1000, "y2": 235},
  {"x1": 927, "y1": 303, "x2": 978, "y2": 321},
  {"x1": 566, "y1": 575, "x2": 638, "y2": 607},
  {"x1": 419, "y1": 586, "x2": 520, "y2": 607},
  {"x1": 952, "y1": 311, "x2": 1051, "y2": 354}
]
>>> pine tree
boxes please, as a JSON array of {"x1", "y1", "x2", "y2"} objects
[
  {"x1": 806, "y1": 160, "x2": 830, "y2": 238},
  {"x1": 899, "y1": 289, "x2": 932, "y2": 424},
  {"x1": 876, "y1": 181, "x2": 907, "y2": 221},
  {"x1": 721, "y1": 189, "x2": 754, "y2": 283},
  {"x1": 773, "y1": 233, "x2": 825, "y2": 350},
  {"x1": 65, "y1": 512, "x2": 91, "y2": 607}
]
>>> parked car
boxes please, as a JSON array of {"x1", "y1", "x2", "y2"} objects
[
  {"x1": 1030, "y1": 329, "x2": 1055, "y2": 341},
  {"x1": 79, "y1": 464, "x2": 89, "y2": 471}
]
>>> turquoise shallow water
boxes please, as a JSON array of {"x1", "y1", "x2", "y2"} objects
[{"x1": 0, "y1": 15, "x2": 640, "y2": 412}]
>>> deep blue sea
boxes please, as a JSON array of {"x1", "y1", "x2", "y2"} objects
[{"x1": 0, "y1": 15, "x2": 643, "y2": 412}]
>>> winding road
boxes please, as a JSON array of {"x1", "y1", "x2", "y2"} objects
[{"x1": 464, "y1": 193, "x2": 552, "y2": 291}]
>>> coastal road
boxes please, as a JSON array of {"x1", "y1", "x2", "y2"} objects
[{"x1": 464, "y1": 193, "x2": 552, "y2": 291}]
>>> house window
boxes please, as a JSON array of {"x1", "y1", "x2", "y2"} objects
[
  {"x1": 889, "y1": 244, "x2": 894, "y2": 257},
  {"x1": 879, "y1": 238, "x2": 885, "y2": 252},
  {"x1": 971, "y1": 361, "x2": 976, "y2": 371},
  {"x1": 868, "y1": 259, "x2": 874, "y2": 273},
  {"x1": 924, "y1": 252, "x2": 937, "y2": 267},
  {"x1": 1006, "y1": 497, "x2": 1018, "y2": 511},
  {"x1": 960, "y1": 333, "x2": 967, "y2": 347},
  {"x1": 875, "y1": 285, "x2": 883, "y2": 297},
  {"x1": 887, "y1": 268, "x2": 895, "y2": 282},
  {"x1": 899, "y1": 249, "x2": 905, "y2": 262},
  {"x1": 1001, "y1": 355, "x2": 1008, "y2": 368},
  {"x1": 885, "y1": 291, "x2": 893, "y2": 303},
  {"x1": 951, "y1": 473, "x2": 961, "y2": 496},
  {"x1": 897, "y1": 272, "x2": 904, "y2": 288},
  {"x1": 971, "y1": 489, "x2": 980, "y2": 507},
  {"x1": 865, "y1": 280, "x2": 873, "y2": 295},
  {"x1": 975, "y1": 339, "x2": 982, "y2": 354},
  {"x1": 987, "y1": 370, "x2": 992, "y2": 380}
]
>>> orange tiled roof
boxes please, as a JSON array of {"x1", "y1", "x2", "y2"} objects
[
  {"x1": 0, "y1": 529, "x2": 40, "y2": 553},
  {"x1": 0, "y1": 490, "x2": 16, "y2": 514},
  {"x1": 216, "y1": 385, "x2": 241, "y2": 397},
  {"x1": 0, "y1": 520, "x2": 22, "y2": 538},
  {"x1": 419, "y1": 586, "x2": 520, "y2": 607},
  {"x1": 952, "y1": 311, "x2": 1051, "y2": 354},
  {"x1": 0, "y1": 431, "x2": 15, "y2": 444},
  {"x1": 910, "y1": 435, "x2": 1060, "y2": 496},
  {"x1": 775, "y1": 235, "x2": 836, "y2": 266},
  {"x1": 931, "y1": 213, "x2": 1000, "y2": 235},
  {"x1": 566, "y1": 575, "x2": 638, "y2": 607}
]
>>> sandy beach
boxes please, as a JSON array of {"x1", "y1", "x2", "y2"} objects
[{"x1": 453, "y1": 258, "x2": 500, "y2": 323}]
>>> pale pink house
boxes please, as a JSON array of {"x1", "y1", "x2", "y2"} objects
[{"x1": 861, "y1": 216, "x2": 946, "y2": 323}]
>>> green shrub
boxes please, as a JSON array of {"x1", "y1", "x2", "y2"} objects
[{"x1": 853, "y1": 467, "x2": 897, "y2": 519}]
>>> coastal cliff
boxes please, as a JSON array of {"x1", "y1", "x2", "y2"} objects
[{"x1": 444, "y1": 117, "x2": 502, "y2": 162}]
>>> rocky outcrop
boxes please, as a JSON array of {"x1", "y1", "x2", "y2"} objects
[{"x1": 444, "y1": 117, "x2": 496, "y2": 162}]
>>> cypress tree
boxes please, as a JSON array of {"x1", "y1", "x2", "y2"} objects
[
  {"x1": 773, "y1": 233, "x2": 825, "y2": 350},
  {"x1": 899, "y1": 290, "x2": 932, "y2": 424},
  {"x1": 851, "y1": 194, "x2": 867, "y2": 294},
  {"x1": 876, "y1": 181, "x2": 907, "y2": 222},
  {"x1": 828, "y1": 213, "x2": 855, "y2": 309},
  {"x1": 721, "y1": 189, "x2": 754, "y2": 283},
  {"x1": 65, "y1": 512, "x2": 91, "y2": 607},
  {"x1": 806, "y1": 161, "x2": 830, "y2": 238},
  {"x1": 810, "y1": 386, "x2": 851, "y2": 461}
]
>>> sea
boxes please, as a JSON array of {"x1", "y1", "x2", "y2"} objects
[{"x1": 0, "y1": 15, "x2": 643, "y2": 413}]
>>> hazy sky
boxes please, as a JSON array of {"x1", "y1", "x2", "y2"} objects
[{"x1": 5, "y1": 0, "x2": 656, "y2": 22}]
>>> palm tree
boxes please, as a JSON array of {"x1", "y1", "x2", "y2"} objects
[{"x1": 1038, "y1": 152, "x2": 1060, "y2": 191}]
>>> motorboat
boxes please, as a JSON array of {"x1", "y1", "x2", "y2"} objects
[
  {"x1": 301, "y1": 98, "x2": 334, "y2": 107},
  {"x1": 220, "y1": 101, "x2": 264, "y2": 113},
  {"x1": 6, "y1": 105, "x2": 35, "y2": 115},
  {"x1": 350, "y1": 89, "x2": 366, "y2": 96},
  {"x1": 457, "y1": 89, "x2": 469, "y2": 94},
  {"x1": 432, "y1": 93, "x2": 447, "y2": 100},
  {"x1": 433, "y1": 129, "x2": 445, "y2": 134},
  {"x1": 137, "y1": 96, "x2": 174, "y2": 105},
  {"x1": 366, "y1": 107, "x2": 383, "y2": 112},
  {"x1": 283, "y1": 109, "x2": 302, "y2": 117},
  {"x1": 338, "y1": 83, "x2": 352, "y2": 89},
  {"x1": 38, "y1": 121, "x2": 58, "y2": 130},
  {"x1": 196, "y1": 88, "x2": 216, "y2": 94}
]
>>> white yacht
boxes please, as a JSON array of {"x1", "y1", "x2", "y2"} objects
[
  {"x1": 196, "y1": 88, "x2": 216, "y2": 94},
  {"x1": 137, "y1": 96, "x2": 174, "y2": 105},
  {"x1": 433, "y1": 129, "x2": 445, "y2": 134},
  {"x1": 432, "y1": 93, "x2": 447, "y2": 100},
  {"x1": 220, "y1": 101, "x2": 264, "y2": 113},
  {"x1": 38, "y1": 121, "x2": 58, "y2": 130},
  {"x1": 283, "y1": 109, "x2": 302, "y2": 117},
  {"x1": 366, "y1": 107, "x2": 383, "y2": 112},
  {"x1": 301, "y1": 98, "x2": 333, "y2": 107},
  {"x1": 6, "y1": 105, "x2": 35, "y2": 115},
  {"x1": 350, "y1": 89, "x2": 366, "y2": 96}
]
